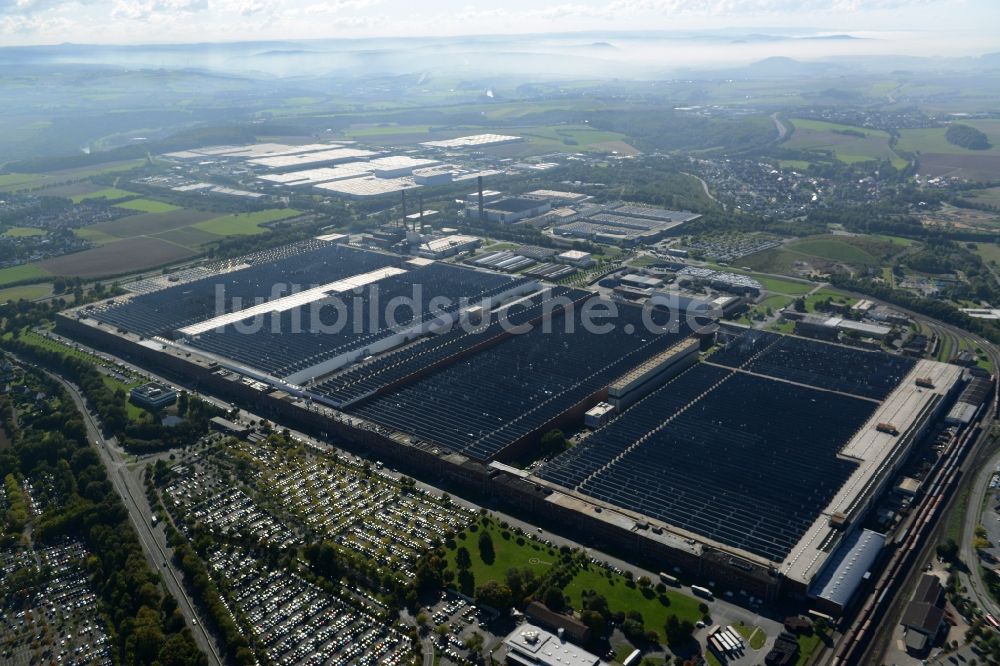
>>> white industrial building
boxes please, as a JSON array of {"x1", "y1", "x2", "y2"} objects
[
  {"x1": 502, "y1": 624, "x2": 608, "y2": 666},
  {"x1": 421, "y1": 134, "x2": 523, "y2": 149}
]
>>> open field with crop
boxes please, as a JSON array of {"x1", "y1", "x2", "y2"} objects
[
  {"x1": 71, "y1": 187, "x2": 140, "y2": 203},
  {"x1": 83, "y1": 209, "x2": 218, "y2": 238},
  {"x1": 0, "y1": 284, "x2": 52, "y2": 302},
  {"x1": 113, "y1": 197, "x2": 181, "y2": 213},
  {"x1": 899, "y1": 120, "x2": 1000, "y2": 181},
  {"x1": 2, "y1": 226, "x2": 46, "y2": 237},
  {"x1": 0, "y1": 263, "x2": 51, "y2": 287},
  {"x1": 193, "y1": 208, "x2": 303, "y2": 235},
  {"x1": 785, "y1": 118, "x2": 906, "y2": 168},
  {"x1": 39, "y1": 236, "x2": 196, "y2": 277},
  {"x1": 963, "y1": 187, "x2": 1000, "y2": 207},
  {"x1": 0, "y1": 159, "x2": 145, "y2": 192}
]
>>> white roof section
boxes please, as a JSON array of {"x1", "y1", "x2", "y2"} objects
[
  {"x1": 367, "y1": 155, "x2": 441, "y2": 172},
  {"x1": 420, "y1": 235, "x2": 479, "y2": 253},
  {"x1": 503, "y1": 623, "x2": 606, "y2": 666},
  {"x1": 259, "y1": 163, "x2": 374, "y2": 186},
  {"x1": 315, "y1": 176, "x2": 421, "y2": 197},
  {"x1": 249, "y1": 148, "x2": 379, "y2": 170},
  {"x1": 422, "y1": 134, "x2": 522, "y2": 149},
  {"x1": 962, "y1": 308, "x2": 1000, "y2": 320},
  {"x1": 810, "y1": 528, "x2": 886, "y2": 608},
  {"x1": 164, "y1": 143, "x2": 337, "y2": 160},
  {"x1": 782, "y1": 359, "x2": 963, "y2": 584},
  {"x1": 558, "y1": 250, "x2": 592, "y2": 261},
  {"x1": 178, "y1": 267, "x2": 406, "y2": 336}
]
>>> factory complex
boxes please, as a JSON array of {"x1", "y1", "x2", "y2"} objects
[{"x1": 55, "y1": 232, "x2": 990, "y2": 615}]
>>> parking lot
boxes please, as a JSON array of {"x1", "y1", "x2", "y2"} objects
[
  {"x1": 165, "y1": 438, "x2": 477, "y2": 582},
  {"x1": 0, "y1": 538, "x2": 113, "y2": 665},
  {"x1": 209, "y1": 546, "x2": 412, "y2": 666}
]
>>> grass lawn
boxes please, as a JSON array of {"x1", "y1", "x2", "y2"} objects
[
  {"x1": 0, "y1": 264, "x2": 50, "y2": 287},
  {"x1": 734, "y1": 622, "x2": 766, "y2": 649},
  {"x1": 804, "y1": 290, "x2": 855, "y2": 313},
  {"x1": 71, "y1": 187, "x2": 139, "y2": 203},
  {"x1": 194, "y1": 209, "x2": 302, "y2": 236},
  {"x1": 0, "y1": 284, "x2": 52, "y2": 302},
  {"x1": 796, "y1": 632, "x2": 826, "y2": 665},
  {"x1": 113, "y1": 198, "x2": 181, "y2": 213},
  {"x1": 2, "y1": 226, "x2": 46, "y2": 238},
  {"x1": 756, "y1": 275, "x2": 815, "y2": 295},
  {"x1": 444, "y1": 522, "x2": 556, "y2": 587},
  {"x1": 563, "y1": 564, "x2": 703, "y2": 642},
  {"x1": 788, "y1": 238, "x2": 879, "y2": 265}
]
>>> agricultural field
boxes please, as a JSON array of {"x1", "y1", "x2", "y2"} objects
[
  {"x1": 113, "y1": 197, "x2": 181, "y2": 213},
  {"x1": 39, "y1": 236, "x2": 197, "y2": 277},
  {"x1": 0, "y1": 283, "x2": 52, "y2": 302},
  {"x1": 70, "y1": 186, "x2": 140, "y2": 203},
  {"x1": 898, "y1": 120, "x2": 1000, "y2": 181},
  {"x1": 193, "y1": 208, "x2": 303, "y2": 236},
  {"x1": 0, "y1": 159, "x2": 144, "y2": 192},
  {"x1": 784, "y1": 118, "x2": 906, "y2": 169},
  {"x1": 0, "y1": 263, "x2": 50, "y2": 288},
  {"x1": 962, "y1": 187, "x2": 1000, "y2": 207},
  {"x1": 1, "y1": 226, "x2": 46, "y2": 237}
]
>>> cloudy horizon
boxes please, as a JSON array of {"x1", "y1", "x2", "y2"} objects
[{"x1": 0, "y1": 0, "x2": 998, "y2": 58}]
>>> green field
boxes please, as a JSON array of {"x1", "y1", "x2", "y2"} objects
[
  {"x1": 114, "y1": 198, "x2": 181, "y2": 213},
  {"x1": 0, "y1": 284, "x2": 51, "y2": 302},
  {"x1": 965, "y1": 187, "x2": 1000, "y2": 207},
  {"x1": 2, "y1": 226, "x2": 46, "y2": 238},
  {"x1": 562, "y1": 566, "x2": 703, "y2": 642},
  {"x1": 443, "y1": 523, "x2": 556, "y2": 586},
  {"x1": 785, "y1": 118, "x2": 906, "y2": 168},
  {"x1": 72, "y1": 187, "x2": 140, "y2": 203},
  {"x1": 898, "y1": 120, "x2": 1000, "y2": 156},
  {"x1": 742, "y1": 235, "x2": 911, "y2": 279},
  {"x1": 0, "y1": 264, "x2": 50, "y2": 287},
  {"x1": 74, "y1": 227, "x2": 121, "y2": 245},
  {"x1": 0, "y1": 173, "x2": 46, "y2": 191},
  {"x1": 193, "y1": 209, "x2": 302, "y2": 236}
]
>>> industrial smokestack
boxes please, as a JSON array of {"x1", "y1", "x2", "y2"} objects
[
  {"x1": 477, "y1": 175, "x2": 484, "y2": 222},
  {"x1": 401, "y1": 189, "x2": 407, "y2": 228},
  {"x1": 418, "y1": 192, "x2": 424, "y2": 228}
]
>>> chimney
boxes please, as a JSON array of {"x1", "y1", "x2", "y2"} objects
[
  {"x1": 419, "y1": 192, "x2": 424, "y2": 228},
  {"x1": 477, "y1": 175, "x2": 484, "y2": 222},
  {"x1": 401, "y1": 189, "x2": 407, "y2": 228}
]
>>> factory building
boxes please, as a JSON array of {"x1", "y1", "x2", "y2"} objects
[{"x1": 129, "y1": 382, "x2": 177, "y2": 409}]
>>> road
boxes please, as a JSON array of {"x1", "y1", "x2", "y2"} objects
[
  {"x1": 46, "y1": 370, "x2": 225, "y2": 666},
  {"x1": 771, "y1": 113, "x2": 789, "y2": 141},
  {"x1": 958, "y1": 445, "x2": 1000, "y2": 618}
]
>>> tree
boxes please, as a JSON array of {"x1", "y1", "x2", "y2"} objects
[
  {"x1": 478, "y1": 530, "x2": 495, "y2": 565},
  {"x1": 475, "y1": 580, "x2": 513, "y2": 611},
  {"x1": 937, "y1": 538, "x2": 959, "y2": 561},
  {"x1": 793, "y1": 297, "x2": 807, "y2": 313},
  {"x1": 540, "y1": 429, "x2": 568, "y2": 455},
  {"x1": 543, "y1": 587, "x2": 566, "y2": 612},
  {"x1": 456, "y1": 546, "x2": 472, "y2": 571},
  {"x1": 664, "y1": 615, "x2": 695, "y2": 648}
]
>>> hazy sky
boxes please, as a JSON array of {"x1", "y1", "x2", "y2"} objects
[{"x1": 0, "y1": 0, "x2": 998, "y2": 52}]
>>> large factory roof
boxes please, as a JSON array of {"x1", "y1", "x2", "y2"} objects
[
  {"x1": 164, "y1": 143, "x2": 339, "y2": 160},
  {"x1": 259, "y1": 163, "x2": 374, "y2": 186},
  {"x1": 781, "y1": 359, "x2": 963, "y2": 586},
  {"x1": 421, "y1": 133, "x2": 522, "y2": 149},
  {"x1": 249, "y1": 148, "x2": 379, "y2": 170},
  {"x1": 314, "y1": 176, "x2": 421, "y2": 197}
]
